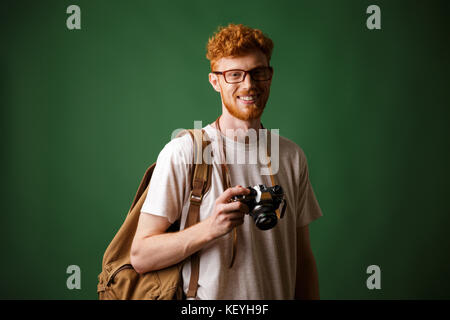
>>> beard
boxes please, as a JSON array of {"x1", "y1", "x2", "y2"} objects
[{"x1": 221, "y1": 90, "x2": 268, "y2": 121}]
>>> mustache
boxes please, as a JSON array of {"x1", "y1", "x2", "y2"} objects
[{"x1": 236, "y1": 91, "x2": 260, "y2": 96}]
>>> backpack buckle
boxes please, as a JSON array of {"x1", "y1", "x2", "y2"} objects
[{"x1": 189, "y1": 191, "x2": 203, "y2": 204}]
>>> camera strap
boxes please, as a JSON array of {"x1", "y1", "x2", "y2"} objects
[
  {"x1": 264, "y1": 126, "x2": 282, "y2": 219},
  {"x1": 214, "y1": 116, "x2": 279, "y2": 268}
]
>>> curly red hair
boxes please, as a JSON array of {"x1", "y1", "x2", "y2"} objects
[{"x1": 206, "y1": 24, "x2": 274, "y2": 70}]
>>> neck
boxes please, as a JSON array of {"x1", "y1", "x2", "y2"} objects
[
  {"x1": 220, "y1": 113, "x2": 262, "y2": 131},
  {"x1": 212, "y1": 111, "x2": 262, "y2": 144}
]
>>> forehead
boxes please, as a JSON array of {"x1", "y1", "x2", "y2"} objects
[{"x1": 214, "y1": 50, "x2": 268, "y2": 71}]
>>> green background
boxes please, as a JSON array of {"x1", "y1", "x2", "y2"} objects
[{"x1": 1, "y1": 0, "x2": 449, "y2": 299}]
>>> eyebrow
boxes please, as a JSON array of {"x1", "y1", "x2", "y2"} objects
[{"x1": 227, "y1": 65, "x2": 268, "y2": 71}]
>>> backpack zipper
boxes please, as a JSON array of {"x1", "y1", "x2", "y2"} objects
[{"x1": 107, "y1": 264, "x2": 133, "y2": 286}]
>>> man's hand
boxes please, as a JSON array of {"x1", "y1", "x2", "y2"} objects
[
  {"x1": 131, "y1": 185, "x2": 251, "y2": 273},
  {"x1": 204, "y1": 185, "x2": 251, "y2": 241}
]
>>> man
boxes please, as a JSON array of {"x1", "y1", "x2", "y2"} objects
[{"x1": 130, "y1": 24, "x2": 323, "y2": 300}]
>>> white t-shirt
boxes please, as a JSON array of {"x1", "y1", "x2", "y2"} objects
[{"x1": 141, "y1": 124, "x2": 323, "y2": 299}]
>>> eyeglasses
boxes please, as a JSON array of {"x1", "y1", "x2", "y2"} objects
[{"x1": 212, "y1": 66, "x2": 273, "y2": 84}]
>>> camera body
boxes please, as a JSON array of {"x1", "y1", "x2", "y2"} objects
[{"x1": 231, "y1": 184, "x2": 287, "y2": 230}]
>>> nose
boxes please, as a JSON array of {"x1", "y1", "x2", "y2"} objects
[{"x1": 241, "y1": 71, "x2": 256, "y2": 89}]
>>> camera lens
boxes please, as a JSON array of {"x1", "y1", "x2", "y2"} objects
[
  {"x1": 254, "y1": 213, "x2": 277, "y2": 230},
  {"x1": 251, "y1": 205, "x2": 278, "y2": 230}
]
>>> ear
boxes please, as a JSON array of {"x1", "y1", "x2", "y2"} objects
[{"x1": 208, "y1": 73, "x2": 221, "y2": 93}]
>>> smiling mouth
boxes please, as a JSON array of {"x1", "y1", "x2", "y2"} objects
[{"x1": 237, "y1": 94, "x2": 259, "y2": 102}]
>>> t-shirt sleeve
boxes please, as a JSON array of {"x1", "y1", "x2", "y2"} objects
[
  {"x1": 140, "y1": 134, "x2": 193, "y2": 224},
  {"x1": 296, "y1": 149, "x2": 323, "y2": 228}
]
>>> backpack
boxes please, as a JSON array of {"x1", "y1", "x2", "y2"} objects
[{"x1": 97, "y1": 129, "x2": 212, "y2": 300}]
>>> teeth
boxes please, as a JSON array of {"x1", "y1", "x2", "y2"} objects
[{"x1": 239, "y1": 95, "x2": 257, "y2": 101}]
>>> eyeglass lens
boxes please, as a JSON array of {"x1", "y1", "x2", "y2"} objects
[{"x1": 224, "y1": 67, "x2": 272, "y2": 83}]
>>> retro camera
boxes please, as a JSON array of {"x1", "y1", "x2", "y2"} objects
[{"x1": 231, "y1": 185, "x2": 287, "y2": 230}]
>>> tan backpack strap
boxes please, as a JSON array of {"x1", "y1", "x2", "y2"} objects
[
  {"x1": 181, "y1": 128, "x2": 211, "y2": 299},
  {"x1": 128, "y1": 163, "x2": 156, "y2": 214}
]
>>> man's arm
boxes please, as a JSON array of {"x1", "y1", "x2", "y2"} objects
[
  {"x1": 295, "y1": 224, "x2": 320, "y2": 299},
  {"x1": 130, "y1": 213, "x2": 212, "y2": 274},
  {"x1": 130, "y1": 186, "x2": 250, "y2": 274}
]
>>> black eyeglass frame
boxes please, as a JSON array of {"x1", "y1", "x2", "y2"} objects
[{"x1": 212, "y1": 66, "x2": 273, "y2": 84}]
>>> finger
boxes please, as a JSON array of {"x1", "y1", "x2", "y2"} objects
[
  {"x1": 229, "y1": 218, "x2": 245, "y2": 227},
  {"x1": 216, "y1": 185, "x2": 250, "y2": 204},
  {"x1": 222, "y1": 201, "x2": 249, "y2": 214},
  {"x1": 225, "y1": 211, "x2": 245, "y2": 220}
]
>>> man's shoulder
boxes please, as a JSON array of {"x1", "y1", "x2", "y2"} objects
[{"x1": 157, "y1": 131, "x2": 194, "y2": 162}]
